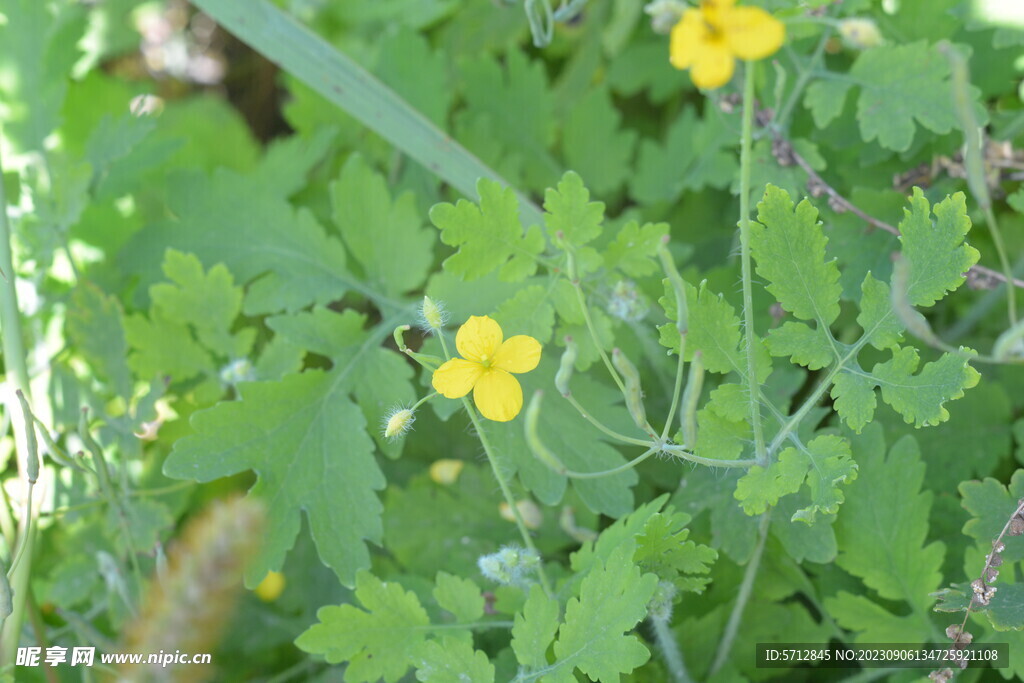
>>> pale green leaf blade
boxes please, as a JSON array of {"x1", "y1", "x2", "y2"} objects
[
  {"x1": 296, "y1": 571, "x2": 429, "y2": 682},
  {"x1": 433, "y1": 572, "x2": 485, "y2": 623},
  {"x1": 766, "y1": 322, "x2": 833, "y2": 370},
  {"x1": 492, "y1": 286, "x2": 556, "y2": 344},
  {"x1": 794, "y1": 434, "x2": 858, "y2": 524},
  {"x1": 751, "y1": 185, "x2": 842, "y2": 326},
  {"x1": 871, "y1": 346, "x2": 980, "y2": 428},
  {"x1": 332, "y1": 154, "x2": 435, "y2": 296},
  {"x1": 431, "y1": 179, "x2": 545, "y2": 282},
  {"x1": 415, "y1": 637, "x2": 495, "y2": 683},
  {"x1": 604, "y1": 221, "x2": 668, "y2": 277},
  {"x1": 563, "y1": 86, "x2": 637, "y2": 196},
  {"x1": 512, "y1": 584, "x2": 560, "y2": 669},
  {"x1": 734, "y1": 449, "x2": 806, "y2": 515},
  {"x1": 830, "y1": 371, "x2": 877, "y2": 434},
  {"x1": 551, "y1": 544, "x2": 658, "y2": 682},
  {"x1": 803, "y1": 79, "x2": 851, "y2": 128},
  {"x1": 898, "y1": 189, "x2": 980, "y2": 307},
  {"x1": 542, "y1": 171, "x2": 605, "y2": 247},
  {"x1": 856, "y1": 272, "x2": 904, "y2": 350}
]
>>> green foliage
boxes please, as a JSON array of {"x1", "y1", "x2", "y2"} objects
[{"x1": 7, "y1": 0, "x2": 1024, "y2": 679}]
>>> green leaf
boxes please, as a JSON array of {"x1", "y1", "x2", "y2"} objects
[
  {"x1": 433, "y1": 572, "x2": 484, "y2": 623},
  {"x1": 856, "y1": 273, "x2": 904, "y2": 350},
  {"x1": 296, "y1": 571, "x2": 429, "y2": 682},
  {"x1": 431, "y1": 178, "x2": 545, "y2": 282},
  {"x1": 693, "y1": 407, "x2": 749, "y2": 462},
  {"x1": 804, "y1": 79, "x2": 850, "y2": 129},
  {"x1": 512, "y1": 585, "x2": 560, "y2": 669},
  {"x1": 543, "y1": 171, "x2": 605, "y2": 247},
  {"x1": 546, "y1": 543, "x2": 658, "y2": 682},
  {"x1": 563, "y1": 86, "x2": 637, "y2": 196},
  {"x1": 375, "y1": 27, "x2": 452, "y2": 127},
  {"x1": 0, "y1": 0, "x2": 84, "y2": 152},
  {"x1": 333, "y1": 154, "x2": 434, "y2": 296},
  {"x1": 766, "y1": 322, "x2": 833, "y2": 371},
  {"x1": 828, "y1": 41, "x2": 981, "y2": 151},
  {"x1": 751, "y1": 185, "x2": 842, "y2": 326},
  {"x1": 898, "y1": 189, "x2": 979, "y2": 307},
  {"x1": 735, "y1": 450, "x2": 806, "y2": 516},
  {"x1": 659, "y1": 279, "x2": 771, "y2": 382},
  {"x1": 828, "y1": 428, "x2": 944, "y2": 641},
  {"x1": 871, "y1": 346, "x2": 980, "y2": 428},
  {"x1": 735, "y1": 435, "x2": 856, "y2": 521},
  {"x1": 632, "y1": 106, "x2": 737, "y2": 204},
  {"x1": 65, "y1": 284, "x2": 133, "y2": 399},
  {"x1": 603, "y1": 221, "x2": 668, "y2": 277},
  {"x1": 150, "y1": 250, "x2": 249, "y2": 358},
  {"x1": 830, "y1": 371, "x2": 877, "y2": 434},
  {"x1": 635, "y1": 510, "x2": 717, "y2": 593},
  {"x1": 246, "y1": 127, "x2": 338, "y2": 199},
  {"x1": 415, "y1": 637, "x2": 495, "y2": 683},
  {"x1": 492, "y1": 286, "x2": 556, "y2": 344},
  {"x1": 959, "y1": 470, "x2": 1024, "y2": 564},
  {"x1": 457, "y1": 50, "x2": 558, "y2": 189},
  {"x1": 120, "y1": 169, "x2": 351, "y2": 315}
]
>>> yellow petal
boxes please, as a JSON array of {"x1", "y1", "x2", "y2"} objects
[
  {"x1": 493, "y1": 335, "x2": 542, "y2": 374},
  {"x1": 429, "y1": 459, "x2": 464, "y2": 485},
  {"x1": 254, "y1": 571, "x2": 286, "y2": 602},
  {"x1": 456, "y1": 315, "x2": 503, "y2": 363},
  {"x1": 432, "y1": 358, "x2": 484, "y2": 398},
  {"x1": 690, "y1": 39, "x2": 735, "y2": 89},
  {"x1": 700, "y1": 0, "x2": 735, "y2": 29},
  {"x1": 724, "y1": 6, "x2": 785, "y2": 61},
  {"x1": 669, "y1": 9, "x2": 708, "y2": 70},
  {"x1": 473, "y1": 369, "x2": 523, "y2": 422}
]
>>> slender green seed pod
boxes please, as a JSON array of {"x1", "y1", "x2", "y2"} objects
[
  {"x1": 554, "y1": 336, "x2": 577, "y2": 396},
  {"x1": 658, "y1": 241, "x2": 689, "y2": 334},
  {"x1": 0, "y1": 562, "x2": 11, "y2": 622},
  {"x1": 681, "y1": 348, "x2": 704, "y2": 449},
  {"x1": 31, "y1": 414, "x2": 82, "y2": 471},
  {"x1": 16, "y1": 391, "x2": 38, "y2": 484},
  {"x1": 525, "y1": 391, "x2": 567, "y2": 474},
  {"x1": 612, "y1": 348, "x2": 648, "y2": 431},
  {"x1": 993, "y1": 318, "x2": 1024, "y2": 361}
]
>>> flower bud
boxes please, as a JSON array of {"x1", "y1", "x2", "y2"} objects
[
  {"x1": 644, "y1": 0, "x2": 686, "y2": 34},
  {"x1": 500, "y1": 500, "x2": 543, "y2": 530},
  {"x1": 383, "y1": 407, "x2": 416, "y2": 440},
  {"x1": 429, "y1": 459, "x2": 464, "y2": 485},
  {"x1": 255, "y1": 571, "x2": 286, "y2": 602},
  {"x1": 477, "y1": 545, "x2": 540, "y2": 586},
  {"x1": 420, "y1": 296, "x2": 446, "y2": 331},
  {"x1": 839, "y1": 18, "x2": 882, "y2": 49},
  {"x1": 554, "y1": 337, "x2": 577, "y2": 396}
]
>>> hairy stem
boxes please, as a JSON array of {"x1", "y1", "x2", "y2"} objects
[
  {"x1": 710, "y1": 509, "x2": 772, "y2": 675},
  {"x1": 438, "y1": 335, "x2": 553, "y2": 598},
  {"x1": 739, "y1": 62, "x2": 768, "y2": 465},
  {"x1": 650, "y1": 615, "x2": 692, "y2": 683}
]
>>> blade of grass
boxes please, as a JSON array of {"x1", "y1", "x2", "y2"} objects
[{"x1": 190, "y1": 0, "x2": 544, "y2": 228}]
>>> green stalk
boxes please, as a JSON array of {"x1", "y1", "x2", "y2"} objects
[
  {"x1": 650, "y1": 615, "x2": 692, "y2": 683},
  {"x1": 738, "y1": 62, "x2": 768, "y2": 465},
  {"x1": 710, "y1": 509, "x2": 772, "y2": 675},
  {"x1": 437, "y1": 336, "x2": 553, "y2": 598},
  {"x1": 0, "y1": 137, "x2": 38, "y2": 666}
]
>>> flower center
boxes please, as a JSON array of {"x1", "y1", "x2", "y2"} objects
[{"x1": 479, "y1": 354, "x2": 492, "y2": 368}]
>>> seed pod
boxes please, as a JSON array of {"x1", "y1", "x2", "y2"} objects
[
  {"x1": 612, "y1": 348, "x2": 648, "y2": 431},
  {"x1": 680, "y1": 348, "x2": 703, "y2": 448},
  {"x1": 555, "y1": 336, "x2": 577, "y2": 396}
]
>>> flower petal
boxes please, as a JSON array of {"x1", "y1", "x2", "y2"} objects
[
  {"x1": 493, "y1": 335, "x2": 542, "y2": 374},
  {"x1": 724, "y1": 7, "x2": 784, "y2": 61},
  {"x1": 690, "y1": 39, "x2": 735, "y2": 89},
  {"x1": 700, "y1": 0, "x2": 736, "y2": 29},
  {"x1": 473, "y1": 369, "x2": 523, "y2": 422},
  {"x1": 669, "y1": 9, "x2": 708, "y2": 70},
  {"x1": 432, "y1": 358, "x2": 484, "y2": 398},
  {"x1": 456, "y1": 315, "x2": 503, "y2": 363}
]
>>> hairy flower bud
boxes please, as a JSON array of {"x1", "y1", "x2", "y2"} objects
[
  {"x1": 420, "y1": 296, "x2": 447, "y2": 331},
  {"x1": 839, "y1": 18, "x2": 882, "y2": 49},
  {"x1": 478, "y1": 545, "x2": 540, "y2": 586},
  {"x1": 500, "y1": 500, "x2": 543, "y2": 530},
  {"x1": 429, "y1": 459, "x2": 464, "y2": 485},
  {"x1": 644, "y1": 0, "x2": 686, "y2": 35},
  {"x1": 383, "y1": 407, "x2": 416, "y2": 440}
]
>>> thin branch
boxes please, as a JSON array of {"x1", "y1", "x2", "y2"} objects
[{"x1": 770, "y1": 132, "x2": 1024, "y2": 291}]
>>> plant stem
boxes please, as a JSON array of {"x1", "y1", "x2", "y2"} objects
[
  {"x1": 437, "y1": 335, "x2": 554, "y2": 598},
  {"x1": 566, "y1": 256, "x2": 627, "y2": 397},
  {"x1": 710, "y1": 509, "x2": 772, "y2": 675},
  {"x1": 563, "y1": 393, "x2": 652, "y2": 447},
  {"x1": 0, "y1": 137, "x2": 38, "y2": 666},
  {"x1": 650, "y1": 615, "x2": 692, "y2": 683},
  {"x1": 463, "y1": 399, "x2": 554, "y2": 598},
  {"x1": 738, "y1": 62, "x2": 768, "y2": 465},
  {"x1": 661, "y1": 336, "x2": 686, "y2": 442}
]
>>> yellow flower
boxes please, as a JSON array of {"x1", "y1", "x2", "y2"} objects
[
  {"x1": 432, "y1": 315, "x2": 541, "y2": 422},
  {"x1": 669, "y1": 0, "x2": 784, "y2": 89}
]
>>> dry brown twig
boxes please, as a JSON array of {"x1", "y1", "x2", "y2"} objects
[{"x1": 765, "y1": 132, "x2": 1024, "y2": 291}]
